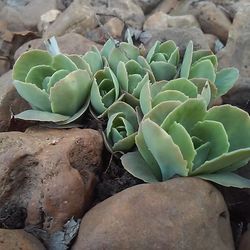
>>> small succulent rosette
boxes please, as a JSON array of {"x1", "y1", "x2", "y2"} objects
[
  {"x1": 12, "y1": 38, "x2": 93, "y2": 124},
  {"x1": 90, "y1": 67, "x2": 120, "y2": 117},
  {"x1": 180, "y1": 41, "x2": 239, "y2": 97},
  {"x1": 121, "y1": 98, "x2": 250, "y2": 188},
  {"x1": 104, "y1": 101, "x2": 139, "y2": 153},
  {"x1": 139, "y1": 77, "x2": 217, "y2": 115},
  {"x1": 146, "y1": 40, "x2": 180, "y2": 81}
]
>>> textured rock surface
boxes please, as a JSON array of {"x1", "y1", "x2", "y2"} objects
[
  {"x1": 0, "y1": 70, "x2": 30, "y2": 132},
  {"x1": 0, "y1": 229, "x2": 45, "y2": 250},
  {"x1": 14, "y1": 33, "x2": 102, "y2": 60},
  {"x1": 0, "y1": 0, "x2": 58, "y2": 30},
  {"x1": 239, "y1": 229, "x2": 250, "y2": 250},
  {"x1": 0, "y1": 127, "x2": 103, "y2": 232},
  {"x1": 72, "y1": 178, "x2": 234, "y2": 250},
  {"x1": 218, "y1": 3, "x2": 250, "y2": 108}
]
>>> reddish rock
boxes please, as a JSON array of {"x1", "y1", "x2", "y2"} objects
[
  {"x1": 72, "y1": 177, "x2": 234, "y2": 250},
  {"x1": 0, "y1": 229, "x2": 45, "y2": 250},
  {"x1": 0, "y1": 127, "x2": 103, "y2": 232}
]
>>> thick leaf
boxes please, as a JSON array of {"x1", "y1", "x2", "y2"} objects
[
  {"x1": 150, "y1": 61, "x2": 176, "y2": 81},
  {"x1": 146, "y1": 41, "x2": 160, "y2": 63},
  {"x1": 168, "y1": 122, "x2": 196, "y2": 171},
  {"x1": 13, "y1": 80, "x2": 51, "y2": 112},
  {"x1": 191, "y1": 120, "x2": 229, "y2": 160},
  {"x1": 83, "y1": 51, "x2": 103, "y2": 74},
  {"x1": 121, "y1": 151, "x2": 160, "y2": 182},
  {"x1": 135, "y1": 125, "x2": 162, "y2": 180},
  {"x1": 113, "y1": 132, "x2": 137, "y2": 152},
  {"x1": 198, "y1": 173, "x2": 250, "y2": 188},
  {"x1": 192, "y1": 50, "x2": 212, "y2": 63},
  {"x1": 14, "y1": 109, "x2": 69, "y2": 122},
  {"x1": 107, "y1": 101, "x2": 138, "y2": 128},
  {"x1": 144, "y1": 101, "x2": 181, "y2": 126},
  {"x1": 47, "y1": 70, "x2": 69, "y2": 92},
  {"x1": 142, "y1": 119, "x2": 188, "y2": 180},
  {"x1": 199, "y1": 81, "x2": 211, "y2": 106},
  {"x1": 140, "y1": 81, "x2": 153, "y2": 115},
  {"x1": 117, "y1": 61, "x2": 129, "y2": 92},
  {"x1": 215, "y1": 68, "x2": 239, "y2": 96},
  {"x1": 189, "y1": 60, "x2": 216, "y2": 82},
  {"x1": 192, "y1": 148, "x2": 250, "y2": 175},
  {"x1": 101, "y1": 38, "x2": 116, "y2": 58},
  {"x1": 52, "y1": 54, "x2": 78, "y2": 72},
  {"x1": 159, "y1": 40, "x2": 177, "y2": 57},
  {"x1": 90, "y1": 79, "x2": 106, "y2": 114},
  {"x1": 205, "y1": 105, "x2": 250, "y2": 151},
  {"x1": 25, "y1": 65, "x2": 55, "y2": 89},
  {"x1": 161, "y1": 99, "x2": 206, "y2": 133},
  {"x1": 180, "y1": 41, "x2": 193, "y2": 78},
  {"x1": 152, "y1": 90, "x2": 188, "y2": 107},
  {"x1": 109, "y1": 47, "x2": 129, "y2": 73},
  {"x1": 50, "y1": 70, "x2": 92, "y2": 116},
  {"x1": 13, "y1": 50, "x2": 53, "y2": 82},
  {"x1": 192, "y1": 142, "x2": 211, "y2": 170},
  {"x1": 168, "y1": 47, "x2": 180, "y2": 65},
  {"x1": 137, "y1": 55, "x2": 152, "y2": 71},
  {"x1": 67, "y1": 55, "x2": 88, "y2": 70},
  {"x1": 193, "y1": 55, "x2": 218, "y2": 69},
  {"x1": 119, "y1": 42, "x2": 140, "y2": 60},
  {"x1": 132, "y1": 73, "x2": 149, "y2": 98},
  {"x1": 161, "y1": 78, "x2": 198, "y2": 98}
]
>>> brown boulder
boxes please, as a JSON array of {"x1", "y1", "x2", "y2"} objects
[
  {"x1": 0, "y1": 229, "x2": 45, "y2": 250},
  {"x1": 72, "y1": 177, "x2": 234, "y2": 250},
  {"x1": 0, "y1": 70, "x2": 30, "y2": 132},
  {"x1": 0, "y1": 127, "x2": 103, "y2": 232},
  {"x1": 239, "y1": 230, "x2": 250, "y2": 250}
]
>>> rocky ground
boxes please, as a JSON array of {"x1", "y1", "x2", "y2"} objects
[{"x1": 1, "y1": 0, "x2": 250, "y2": 249}]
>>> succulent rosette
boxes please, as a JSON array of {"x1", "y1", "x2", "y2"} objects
[
  {"x1": 121, "y1": 98, "x2": 250, "y2": 188},
  {"x1": 180, "y1": 41, "x2": 239, "y2": 97},
  {"x1": 90, "y1": 67, "x2": 120, "y2": 117},
  {"x1": 105, "y1": 101, "x2": 139, "y2": 153},
  {"x1": 146, "y1": 40, "x2": 180, "y2": 81},
  {"x1": 12, "y1": 40, "x2": 93, "y2": 124},
  {"x1": 140, "y1": 77, "x2": 217, "y2": 115}
]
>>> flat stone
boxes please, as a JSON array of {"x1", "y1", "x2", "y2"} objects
[
  {"x1": 0, "y1": 127, "x2": 103, "y2": 232},
  {"x1": 72, "y1": 177, "x2": 234, "y2": 250},
  {"x1": 0, "y1": 229, "x2": 45, "y2": 250}
]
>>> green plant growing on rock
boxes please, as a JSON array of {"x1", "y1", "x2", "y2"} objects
[
  {"x1": 121, "y1": 98, "x2": 250, "y2": 188},
  {"x1": 12, "y1": 37, "x2": 92, "y2": 124}
]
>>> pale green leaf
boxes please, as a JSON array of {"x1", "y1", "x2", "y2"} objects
[
  {"x1": 180, "y1": 41, "x2": 193, "y2": 78},
  {"x1": 150, "y1": 61, "x2": 176, "y2": 81}
]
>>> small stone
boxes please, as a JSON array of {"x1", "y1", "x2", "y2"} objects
[
  {"x1": 133, "y1": 0, "x2": 163, "y2": 14},
  {"x1": 72, "y1": 177, "x2": 234, "y2": 250},
  {"x1": 153, "y1": 0, "x2": 179, "y2": 14},
  {"x1": 0, "y1": 229, "x2": 45, "y2": 250},
  {"x1": 104, "y1": 18, "x2": 124, "y2": 38},
  {"x1": 167, "y1": 14, "x2": 200, "y2": 29},
  {"x1": 38, "y1": 9, "x2": 61, "y2": 33},
  {"x1": 143, "y1": 12, "x2": 168, "y2": 31}
]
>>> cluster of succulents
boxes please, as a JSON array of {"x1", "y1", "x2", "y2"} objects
[{"x1": 12, "y1": 35, "x2": 250, "y2": 188}]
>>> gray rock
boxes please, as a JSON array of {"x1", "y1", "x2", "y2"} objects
[
  {"x1": 133, "y1": 0, "x2": 163, "y2": 14},
  {"x1": 72, "y1": 177, "x2": 234, "y2": 250}
]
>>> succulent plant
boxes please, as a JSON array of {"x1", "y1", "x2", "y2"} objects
[
  {"x1": 146, "y1": 40, "x2": 180, "y2": 81},
  {"x1": 180, "y1": 41, "x2": 239, "y2": 97},
  {"x1": 139, "y1": 77, "x2": 216, "y2": 115},
  {"x1": 121, "y1": 98, "x2": 250, "y2": 188},
  {"x1": 104, "y1": 101, "x2": 139, "y2": 153},
  {"x1": 13, "y1": 39, "x2": 93, "y2": 124},
  {"x1": 90, "y1": 67, "x2": 120, "y2": 117}
]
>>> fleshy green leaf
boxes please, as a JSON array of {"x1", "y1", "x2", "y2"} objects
[
  {"x1": 47, "y1": 69, "x2": 69, "y2": 92},
  {"x1": 121, "y1": 151, "x2": 160, "y2": 182},
  {"x1": 189, "y1": 60, "x2": 216, "y2": 82},
  {"x1": 25, "y1": 65, "x2": 55, "y2": 89},
  {"x1": 142, "y1": 119, "x2": 188, "y2": 179},
  {"x1": 161, "y1": 78, "x2": 198, "y2": 98},
  {"x1": 215, "y1": 68, "x2": 239, "y2": 96},
  {"x1": 101, "y1": 38, "x2": 116, "y2": 58},
  {"x1": 14, "y1": 109, "x2": 69, "y2": 122},
  {"x1": 180, "y1": 41, "x2": 193, "y2": 78},
  {"x1": 83, "y1": 50, "x2": 103, "y2": 74},
  {"x1": 13, "y1": 50, "x2": 53, "y2": 82},
  {"x1": 198, "y1": 173, "x2": 250, "y2": 188},
  {"x1": 109, "y1": 47, "x2": 129, "y2": 73},
  {"x1": 13, "y1": 80, "x2": 51, "y2": 112},
  {"x1": 140, "y1": 80, "x2": 153, "y2": 115},
  {"x1": 119, "y1": 42, "x2": 140, "y2": 60},
  {"x1": 52, "y1": 54, "x2": 78, "y2": 72},
  {"x1": 113, "y1": 132, "x2": 137, "y2": 152},
  {"x1": 205, "y1": 105, "x2": 250, "y2": 151},
  {"x1": 191, "y1": 120, "x2": 229, "y2": 160},
  {"x1": 146, "y1": 41, "x2": 160, "y2": 63},
  {"x1": 50, "y1": 70, "x2": 92, "y2": 116},
  {"x1": 150, "y1": 61, "x2": 176, "y2": 81},
  {"x1": 159, "y1": 40, "x2": 177, "y2": 57}
]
